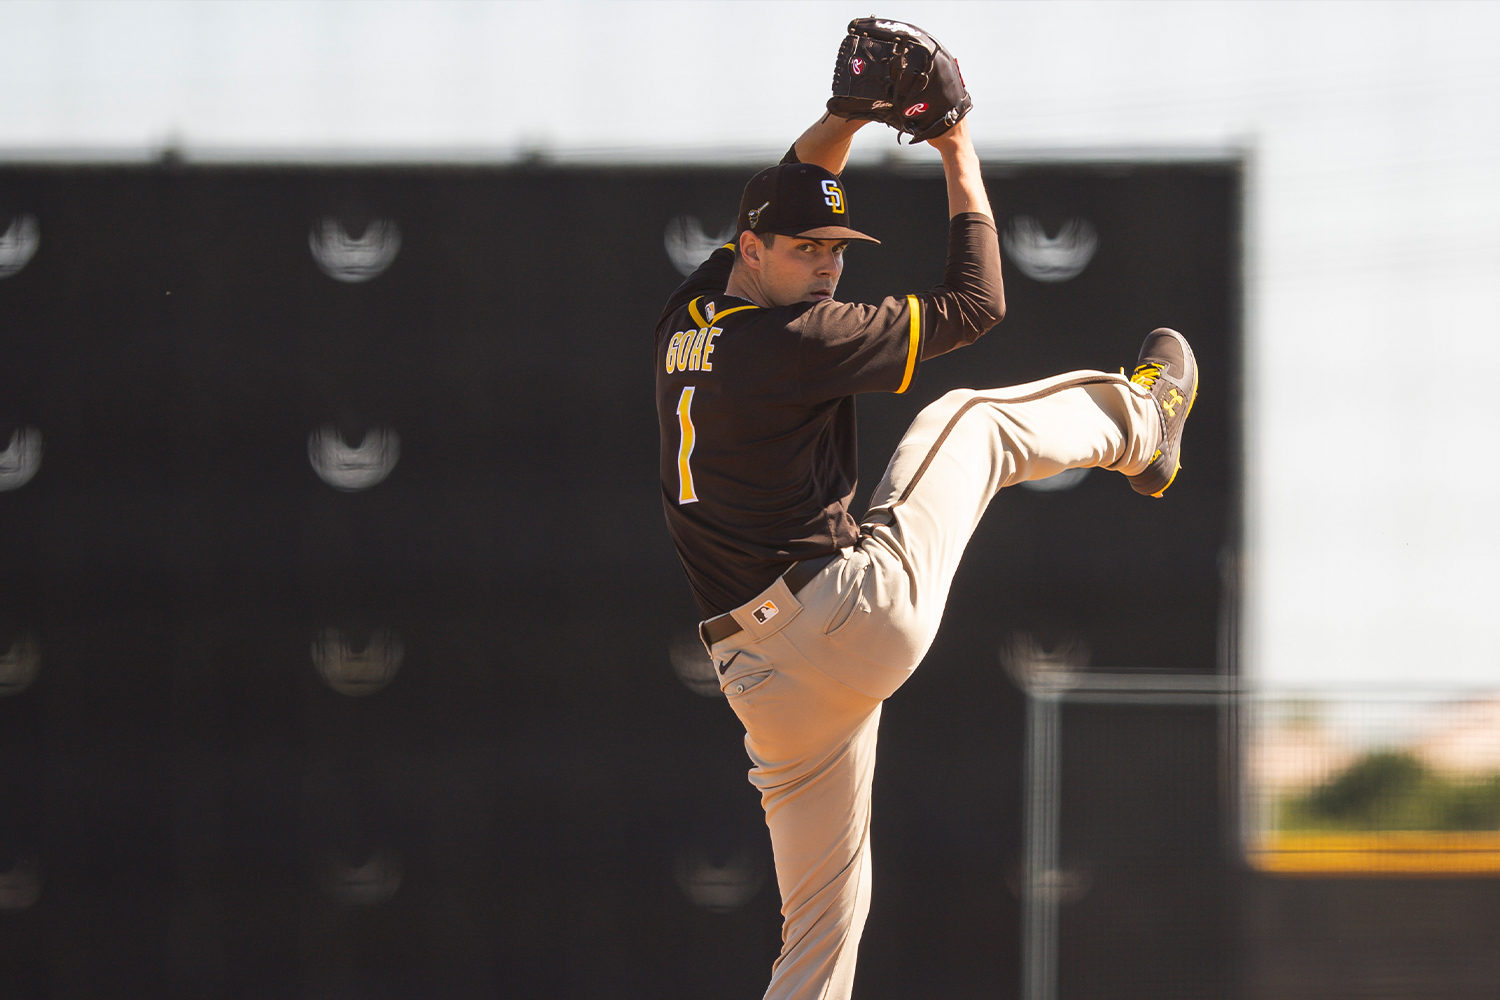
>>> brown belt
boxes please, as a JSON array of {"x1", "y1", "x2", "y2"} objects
[{"x1": 700, "y1": 553, "x2": 838, "y2": 647}]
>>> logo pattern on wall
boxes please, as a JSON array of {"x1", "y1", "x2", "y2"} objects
[
  {"x1": 0, "y1": 215, "x2": 39, "y2": 279},
  {"x1": 1002, "y1": 216, "x2": 1099, "y2": 282},
  {"x1": 664, "y1": 216, "x2": 735, "y2": 277},
  {"x1": 0, "y1": 635, "x2": 40, "y2": 696},
  {"x1": 669, "y1": 630, "x2": 722, "y2": 698},
  {"x1": 307, "y1": 426, "x2": 399, "y2": 491},
  {"x1": 0, "y1": 428, "x2": 42, "y2": 490},
  {"x1": 0, "y1": 856, "x2": 42, "y2": 912},
  {"x1": 308, "y1": 217, "x2": 402, "y2": 282},
  {"x1": 312, "y1": 628, "x2": 404, "y2": 696},
  {"x1": 319, "y1": 849, "x2": 403, "y2": 906},
  {"x1": 1021, "y1": 467, "x2": 1091, "y2": 493},
  {"x1": 673, "y1": 843, "x2": 767, "y2": 913}
]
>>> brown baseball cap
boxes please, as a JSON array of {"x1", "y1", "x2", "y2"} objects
[{"x1": 736, "y1": 162, "x2": 880, "y2": 244}]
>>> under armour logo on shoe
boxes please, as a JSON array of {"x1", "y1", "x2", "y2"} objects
[{"x1": 1164, "y1": 388, "x2": 1185, "y2": 417}]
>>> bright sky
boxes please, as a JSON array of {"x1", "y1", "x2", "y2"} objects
[{"x1": 2, "y1": 0, "x2": 1497, "y2": 690}]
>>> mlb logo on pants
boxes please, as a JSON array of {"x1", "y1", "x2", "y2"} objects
[{"x1": 752, "y1": 600, "x2": 779, "y2": 625}]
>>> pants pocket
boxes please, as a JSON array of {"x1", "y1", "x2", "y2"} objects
[
  {"x1": 724, "y1": 669, "x2": 774, "y2": 698},
  {"x1": 822, "y1": 575, "x2": 870, "y2": 637}
]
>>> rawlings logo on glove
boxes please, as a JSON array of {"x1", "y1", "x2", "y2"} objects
[{"x1": 827, "y1": 17, "x2": 972, "y2": 144}]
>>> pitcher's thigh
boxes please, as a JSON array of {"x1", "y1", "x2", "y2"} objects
[
  {"x1": 726, "y1": 656, "x2": 876, "y2": 764},
  {"x1": 865, "y1": 389, "x2": 991, "y2": 507}
]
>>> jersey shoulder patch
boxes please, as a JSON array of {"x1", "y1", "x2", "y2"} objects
[{"x1": 689, "y1": 296, "x2": 761, "y2": 329}]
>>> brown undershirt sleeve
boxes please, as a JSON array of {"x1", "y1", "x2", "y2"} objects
[{"x1": 918, "y1": 213, "x2": 1005, "y2": 360}]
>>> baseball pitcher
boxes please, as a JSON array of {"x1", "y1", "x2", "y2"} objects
[{"x1": 654, "y1": 19, "x2": 1198, "y2": 999}]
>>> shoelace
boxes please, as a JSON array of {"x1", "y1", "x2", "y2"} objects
[{"x1": 1130, "y1": 362, "x2": 1163, "y2": 389}]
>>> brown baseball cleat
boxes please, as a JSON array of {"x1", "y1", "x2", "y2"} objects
[{"x1": 1126, "y1": 328, "x2": 1199, "y2": 498}]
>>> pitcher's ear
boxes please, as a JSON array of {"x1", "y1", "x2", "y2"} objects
[{"x1": 737, "y1": 230, "x2": 761, "y2": 266}]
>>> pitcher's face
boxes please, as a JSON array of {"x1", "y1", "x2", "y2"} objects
[{"x1": 753, "y1": 235, "x2": 848, "y2": 306}]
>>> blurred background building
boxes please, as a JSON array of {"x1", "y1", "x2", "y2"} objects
[{"x1": 0, "y1": 2, "x2": 1496, "y2": 998}]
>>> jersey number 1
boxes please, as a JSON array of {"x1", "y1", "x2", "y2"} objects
[{"x1": 676, "y1": 386, "x2": 698, "y2": 504}]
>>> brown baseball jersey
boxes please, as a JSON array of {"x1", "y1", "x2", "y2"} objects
[{"x1": 656, "y1": 212, "x2": 1003, "y2": 618}]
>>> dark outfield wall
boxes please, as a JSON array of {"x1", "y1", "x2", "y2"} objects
[{"x1": 0, "y1": 161, "x2": 1239, "y2": 998}]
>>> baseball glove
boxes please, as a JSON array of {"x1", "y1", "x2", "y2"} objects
[{"x1": 827, "y1": 17, "x2": 971, "y2": 144}]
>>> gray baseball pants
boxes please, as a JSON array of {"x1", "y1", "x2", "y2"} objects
[{"x1": 702, "y1": 371, "x2": 1161, "y2": 1000}]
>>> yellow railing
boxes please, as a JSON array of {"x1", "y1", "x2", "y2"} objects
[{"x1": 1252, "y1": 831, "x2": 1500, "y2": 876}]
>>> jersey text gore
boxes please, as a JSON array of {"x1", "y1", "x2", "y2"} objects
[{"x1": 665, "y1": 326, "x2": 722, "y2": 374}]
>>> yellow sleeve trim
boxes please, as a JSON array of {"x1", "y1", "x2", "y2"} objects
[
  {"x1": 710, "y1": 304, "x2": 759, "y2": 321},
  {"x1": 895, "y1": 295, "x2": 920, "y2": 394}
]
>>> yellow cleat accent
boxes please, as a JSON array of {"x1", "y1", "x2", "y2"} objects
[{"x1": 1151, "y1": 461, "x2": 1181, "y2": 498}]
